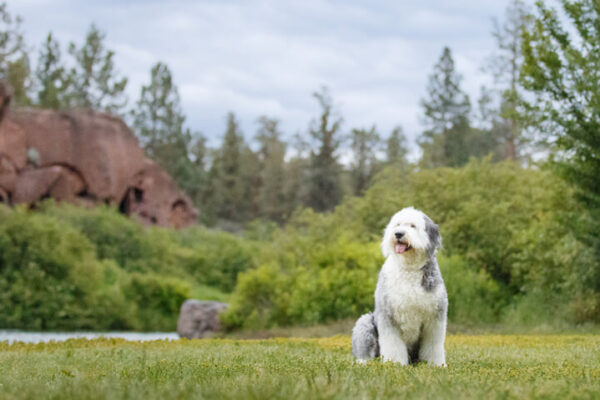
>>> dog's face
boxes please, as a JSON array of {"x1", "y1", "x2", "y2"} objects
[{"x1": 381, "y1": 207, "x2": 441, "y2": 260}]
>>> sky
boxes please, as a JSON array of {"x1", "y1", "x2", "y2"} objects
[{"x1": 11, "y1": 0, "x2": 535, "y2": 154}]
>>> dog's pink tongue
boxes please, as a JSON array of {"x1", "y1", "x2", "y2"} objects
[{"x1": 395, "y1": 243, "x2": 407, "y2": 254}]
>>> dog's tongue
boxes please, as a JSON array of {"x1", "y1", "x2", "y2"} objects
[{"x1": 395, "y1": 243, "x2": 408, "y2": 254}]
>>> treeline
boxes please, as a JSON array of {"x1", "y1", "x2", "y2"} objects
[{"x1": 0, "y1": 1, "x2": 536, "y2": 228}]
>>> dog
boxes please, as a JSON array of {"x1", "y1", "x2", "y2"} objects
[{"x1": 352, "y1": 207, "x2": 447, "y2": 366}]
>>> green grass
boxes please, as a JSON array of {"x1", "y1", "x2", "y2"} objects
[{"x1": 1, "y1": 335, "x2": 599, "y2": 399}]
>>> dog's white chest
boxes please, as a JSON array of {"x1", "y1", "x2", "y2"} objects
[{"x1": 382, "y1": 263, "x2": 438, "y2": 345}]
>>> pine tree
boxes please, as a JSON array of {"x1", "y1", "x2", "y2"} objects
[
  {"x1": 210, "y1": 112, "x2": 246, "y2": 223},
  {"x1": 386, "y1": 126, "x2": 409, "y2": 167},
  {"x1": 350, "y1": 126, "x2": 380, "y2": 195},
  {"x1": 256, "y1": 116, "x2": 288, "y2": 224},
  {"x1": 65, "y1": 24, "x2": 128, "y2": 114},
  {"x1": 306, "y1": 87, "x2": 344, "y2": 212},
  {"x1": 36, "y1": 32, "x2": 67, "y2": 109},
  {"x1": 487, "y1": 0, "x2": 533, "y2": 160},
  {"x1": 419, "y1": 46, "x2": 471, "y2": 168},
  {"x1": 0, "y1": 2, "x2": 31, "y2": 106}
]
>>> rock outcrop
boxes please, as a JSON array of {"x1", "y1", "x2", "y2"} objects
[
  {"x1": 177, "y1": 300, "x2": 229, "y2": 339},
  {"x1": 0, "y1": 82, "x2": 198, "y2": 228}
]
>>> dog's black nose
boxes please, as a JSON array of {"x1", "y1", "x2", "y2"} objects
[{"x1": 395, "y1": 231, "x2": 405, "y2": 239}]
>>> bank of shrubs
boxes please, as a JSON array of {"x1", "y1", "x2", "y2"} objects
[
  {"x1": 1, "y1": 159, "x2": 598, "y2": 331},
  {"x1": 0, "y1": 203, "x2": 253, "y2": 331},
  {"x1": 222, "y1": 159, "x2": 599, "y2": 330}
]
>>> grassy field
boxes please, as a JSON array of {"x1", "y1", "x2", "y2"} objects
[{"x1": 1, "y1": 335, "x2": 599, "y2": 399}]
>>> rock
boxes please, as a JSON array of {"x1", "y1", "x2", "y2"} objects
[
  {"x1": 0, "y1": 80, "x2": 198, "y2": 228},
  {"x1": 177, "y1": 300, "x2": 229, "y2": 339},
  {"x1": 120, "y1": 159, "x2": 198, "y2": 228}
]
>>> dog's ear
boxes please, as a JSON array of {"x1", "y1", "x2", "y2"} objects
[{"x1": 425, "y1": 216, "x2": 442, "y2": 257}]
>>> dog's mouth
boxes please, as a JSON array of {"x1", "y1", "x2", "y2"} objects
[{"x1": 395, "y1": 241, "x2": 412, "y2": 254}]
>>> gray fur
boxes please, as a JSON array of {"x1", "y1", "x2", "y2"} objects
[
  {"x1": 352, "y1": 313, "x2": 379, "y2": 361},
  {"x1": 421, "y1": 259, "x2": 442, "y2": 292},
  {"x1": 424, "y1": 216, "x2": 442, "y2": 258}
]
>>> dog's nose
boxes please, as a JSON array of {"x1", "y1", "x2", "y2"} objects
[{"x1": 395, "y1": 231, "x2": 405, "y2": 239}]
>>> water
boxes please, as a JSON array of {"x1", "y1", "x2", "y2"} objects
[{"x1": 0, "y1": 330, "x2": 179, "y2": 344}]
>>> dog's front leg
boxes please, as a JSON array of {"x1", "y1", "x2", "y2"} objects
[
  {"x1": 418, "y1": 317, "x2": 446, "y2": 366},
  {"x1": 377, "y1": 318, "x2": 409, "y2": 365}
]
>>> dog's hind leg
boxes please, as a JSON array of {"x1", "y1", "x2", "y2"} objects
[{"x1": 352, "y1": 313, "x2": 379, "y2": 363}]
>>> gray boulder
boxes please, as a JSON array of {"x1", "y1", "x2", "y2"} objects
[{"x1": 177, "y1": 300, "x2": 228, "y2": 339}]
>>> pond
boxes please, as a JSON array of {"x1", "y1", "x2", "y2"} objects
[{"x1": 0, "y1": 330, "x2": 179, "y2": 344}]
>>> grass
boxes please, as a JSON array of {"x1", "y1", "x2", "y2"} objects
[{"x1": 1, "y1": 335, "x2": 599, "y2": 399}]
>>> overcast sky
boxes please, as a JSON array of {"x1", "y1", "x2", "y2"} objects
[{"x1": 12, "y1": 0, "x2": 535, "y2": 154}]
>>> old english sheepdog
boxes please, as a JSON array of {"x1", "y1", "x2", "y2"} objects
[{"x1": 352, "y1": 207, "x2": 447, "y2": 366}]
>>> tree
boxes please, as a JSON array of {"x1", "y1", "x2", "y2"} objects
[
  {"x1": 386, "y1": 126, "x2": 409, "y2": 167},
  {"x1": 486, "y1": 0, "x2": 533, "y2": 160},
  {"x1": 306, "y1": 87, "x2": 344, "y2": 212},
  {"x1": 419, "y1": 47, "x2": 472, "y2": 168},
  {"x1": 65, "y1": 24, "x2": 128, "y2": 114},
  {"x1": 0, "y1": 2, "x2": 31, "y2": 106},
  {"x1": 350, "y1": 126, "x2": 380, "y2": 195},
  {"x1": 132, "y1": 62, "x2": 205, "y2": 212},
  {"x1": 35, "y1": 32, "x2": 67, "y2": 109},
  {"x1": 255, "y1": 116, "x2": 288, "y2": 224},
  {"x1": 209, "y1": 112, "x2": 246, "y2": 224},
  {"x1": 521, "y1": 0, "x2": 600, "y2": 290}
]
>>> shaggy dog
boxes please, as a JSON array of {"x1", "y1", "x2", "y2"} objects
[{"x1": 352, "y1": 207, "x2": 447, "y2": 366}]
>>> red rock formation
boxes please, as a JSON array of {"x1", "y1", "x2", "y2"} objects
[{"x1": 0, "y1": 82, "x2": 198, "y2": 228}]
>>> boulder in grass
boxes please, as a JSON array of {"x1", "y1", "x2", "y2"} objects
[{"x1": 177, "y1": 300, "x2": 228, "y2": 339}]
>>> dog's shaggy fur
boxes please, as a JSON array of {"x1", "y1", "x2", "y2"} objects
[{"x1": 352, "y1": 207, "x2": 447, "y2": 366}]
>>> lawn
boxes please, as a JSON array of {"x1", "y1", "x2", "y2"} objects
[{"x1": 0, "y1": 335, "x2": 599, "y2": 399}]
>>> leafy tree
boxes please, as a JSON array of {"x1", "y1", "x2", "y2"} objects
[
  {"x1": 256, "y1": 116, "x2": 288, "y2": 224},
  {"x1": 419, "y1": 47, "x2": 472, "y2": 167},
  {"x1": 350, "y1": 126, "x2": 380, "y2": 195},
  {"x1": 521, "y1": 0, "x2": 600, "y2": 290},
  {"x1": 386, "y1": 126, "x2": 409, "y2": 167},
  {"x1": 0, "y1": 2, "x2": 31, "y2": 106},
  {"x1": 65, "y1": 24, "x2": 128, "y2": 114},
  {"x1": 306, "y1": 87, "x2": 344, "y2": 212},
  {"x1": 35, "y1": 32, "x2": 67, "y2": 109}
]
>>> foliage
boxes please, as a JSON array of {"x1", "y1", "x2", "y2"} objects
[
  {"x1": 306, "y1": 87, "x2": 344, "y2": 212},
  {"x1": 0, "y1": 2, "x2": 31, "y2": 106},
  {"x1": 1, "y1": 335, "x2": 600, "y2": 399},
  {"x1": 521, "y1": 0, "x2": 600, "y2": 292},
  {"x1": 64, "y1": 24, "x2": 128, "y2": 114},
  {"x1": 224, "y1": 159, "x2": 597, "y2": 329},
  {"x1": 35, "y1": 32, "x2": 67, "y2": 109},
  {"x1": 0, "y1": 203, "x2": 255, "y2": 331}
]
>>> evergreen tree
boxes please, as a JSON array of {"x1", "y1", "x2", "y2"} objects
[
  {"x1": 256, "y1": 116, "x2": 288, "y2": 224},
  {"x1": 350, "y1": 126, "x2": 380, "y2": 195},
  {"x1": 210, "y1": 113, "x2": 246, "y2": 223},
  {"x1": 35, "y1": 32, "x2": 67, "y2": 109},
  {"x1": 419, "y1": 47, "x2": 472, "y2": 168},
  {"x1": 0, "y1": 2, "x2": 31, "y2": 106},
  {"x1": 132, "y1": 62, "x2": 206, "y2": 213},
  {"x1": 487, "y1": 0, "x2": 533, "y2": 160},
  {"x1": 65, "y1": 24, "x2": 128, "y2": 114},
  {"x1": 306, "y1": 87, "x2": 344, "y2": 212},
  {"x1": 386, "y1": 126, "x2": 409, "y2": 167},
  {"x1": 521, "y1": 0, "x2": 600, "y2": 290}
]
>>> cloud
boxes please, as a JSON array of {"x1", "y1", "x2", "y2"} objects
[{"x1": 11, "y1": 0, "x2": 530, "y2": 150}]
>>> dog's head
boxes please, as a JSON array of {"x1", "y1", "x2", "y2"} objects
[{"x1": 381, "y1": 207, "x2": 441, "y2": 260}]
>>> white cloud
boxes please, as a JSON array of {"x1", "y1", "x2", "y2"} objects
[{"x1": 10, "y1": 0, "x2": 534, "y2": 149}]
